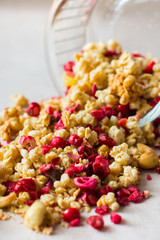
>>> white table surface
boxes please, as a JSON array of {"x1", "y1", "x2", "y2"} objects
[{"x1": 0, "y1": 1, "x2": 160, "y2": 239}]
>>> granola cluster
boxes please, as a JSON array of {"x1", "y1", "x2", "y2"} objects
[{"x1": 0, "y1": 40, "x2": 160, "y2": 233}]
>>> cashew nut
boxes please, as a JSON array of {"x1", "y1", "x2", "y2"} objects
[
  {"x1": 0, "y1": 192, "x2": 16, "y2": 208},
  {"x1": 137, "y1": 143, "x2": 159, "y2": 169},
  {"x1": 24, "y1": 200, "x2": 47, "y2": 231}
]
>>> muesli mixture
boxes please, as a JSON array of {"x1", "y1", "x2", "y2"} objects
[{"x1": 0, "y1": 40, "x2": 160, "y2": 234}]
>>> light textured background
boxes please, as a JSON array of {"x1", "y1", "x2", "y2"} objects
[
  {"x1": 0, "y1": 1, "x2": 160, "y2": 240},
  {"x1": 0, "y1": 0, "x2": 56, "y2": 111}
]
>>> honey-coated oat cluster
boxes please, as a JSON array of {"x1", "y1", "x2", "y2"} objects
[{"x1": 0, "y1": 40, "x2": 160, "y2": 233}]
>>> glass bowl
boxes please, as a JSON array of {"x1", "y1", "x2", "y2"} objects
[{"x1": 45, "y1": 0, "x2": 160, "y2": 95}]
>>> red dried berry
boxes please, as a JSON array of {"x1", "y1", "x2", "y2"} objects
[
  {"x1": 118, "y1": 118, "x2": 127, "y2": 128},
  {"x1": 128, "y1": 190, "x2": 143, "y2": 203},
  {"x1": 110, "y1": 212, "x2": 122, "y2": 224},
  {"x1": 3, "y1": 180, "x2": 16, "y2": 194},
  {"x1": 63, "y1": 61, "x2": 75, "y2": 72},
  {"x1": 69, "y1": 218, "x2": 80, "y2": 227},
  {"x1": 88, "y1": 154, "x2": 98, "y2": 162},
  {"x1": 147, "y1": 174, "x2": 152, "y2": 180},
  {"x1": 63, "y1": 208, "x2": 80, "y2": 223},
  {"x1": 73, "y1": 177, "x2": 98, "y2": 192},
  {"x1": 127, "y1": 186, "x2": 140, "y2": 192},
  {"x1": 87, "y1": 193, "x2": 98, "y2": 206},
  {"x1": 29, "y1": 191, "x2": 38, "y2": 200},
  {"x1": 38, "y1": 186, "x2": 50, "y2": 197},
  {"x1": 54, "y1": 118, "x2": 66, "y2": 130},
  {"x1": 65, "y1": 165, "x2": 84, "y2": 177},
  {"x1": 41, "y1": 145, "x2": 52, "y2": 155},
  {"x1": 101, "y1": 106, "x2": 117, "y2": 117},
  {"x1": 117, "y1": 196, "x2": 129, "y2": 206},
  {"x1": 116, "y1": 104, "x2": 129, "y2": 115},
  {"x1": 91, "y1": 110, "x2": 105, "y2": 120},
  {"x1": 51, "y1": 136, "x2": 68, "y2": 149},
  {"x1": 84, "y1": 162, "x2": 93, "y2": 176},
  {"x1": 17, "y1": 178, "x2": 36, "y2": 191},
  {"x1": 46, "y1": 106, "x2": 54, "y2": 115},
  {"x1": 80, "y1": 193, "x2": 88, "y2": 204},
  {"x1": 26, "y1": 102, "x2": 41, "y2": 117},
  {"x1": 156, "y1": 167, "x2": 160, "y2": 174},
  {"x1": 65, "y1": 86, "x2": 70, "y2": 95},
  {"x1": 68, "y1": 134, "x2": 82, "y2": 146},
  {"x1": 26, "y1": 200, "x2": 34, "y2": 206},
  {"x1": 143, "y1": 61, "x2": 155, "y2": 74},
  {"x1": 92, "y1": 84, "x2": 97, "y2": 97},
  {"x1": 40, "y1": 163, "x2": 52, "y2": 173},
  {"x1": 98, "y1": 133, "x2": 116, "y2": 147},
  {"x1": 105, "y1": 50, "x2": 120, "y2": 57},
  {"x1": 19, "y1": 135, "x2": 36, "y2": 149},
  {"x1": 77, "y1": 145, "x2": 85, "y2": 154},
  {"x1": 87, "y1": 215, "x2": 104, "y2": 230},
  {"x1": 93, "y1": 158, "x2": 110, "y2": 180},
  {"x1": 95, "y1": 205, "x2": 109, "y2": 215},
  {"x1": 132, "y1": 53, "x2": 145, "y2": 58}
]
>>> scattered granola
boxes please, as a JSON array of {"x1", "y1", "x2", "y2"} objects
[{"x1": 0, "y1": 40, "x2": 160, "y2": 234}]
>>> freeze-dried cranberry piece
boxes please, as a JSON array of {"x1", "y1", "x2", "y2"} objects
[
  {"x1": 147, "y1": 174, "x2": 152, "y2": 180},
  {"x1": 101, "y1": 106, "x2": 117, "y2": 117},
  {"x1": 110, "y1": 212, "x2": 122, "y2": 224},
  {"x1": 143, "y1": 61, "x2": 155, "y2": 74},
  {"x1": 118, "y1": 118, "x2": 127, "y2": 128},
  {"x1": 93, "y1": 158, "x2": 110, "y2": 180},
  {"x1": 40, "y1": 163, "x2": 52, "y2": 173},
  {"x1": 98, "y1": 133, "x2": 116, "y2": 147},
  {"x1": 105, "y1": 50, "x2": 120, "y2": 57},
  {"x1": 19, "y1": 135, "x2": 36, "y2": 149},
  {"x1": 68, "y1": 134, "x2": 82, "y2": 146},
  {"x1": 53, "y1": 110, "x2": 61, "y2": 120},
  {"x1": 14, "y1": 178, "x2": 36, "y2": 195},
  {"x1": 77, "y1": 145, "x2": 85, "y2": 154},
  {"x1": 116, "y1": 104, "x2": 129, "y2": 115},
  {"x1": 132, "y1": 53, "x2": 145, "y2": 58},
  {"x1": 91, "y1": 110, "x2": 105, "y2": 120},
  {"x1": 127, "y1": 186, "x2": 140, "y2": 192},
  {"x1": 97, "y1": 187, "x2": 107, "y2": 197},
  {"x1": 46, "y1": 106, "x2": 54, "y2": 115},
  {"x1": 95, "y1": 205, "x2": 109, "y2": 215},
  {"x1": 70, "y1": 218, "x2": 80, "y2": 227},
  {"x1": 51, "y1": 136, "x2": 68, "y2": 149},
  {"x1": 65, "y1": 107, "x2": 75, "y2": 114},
  {"x1": 29, "y1": 191, "x2": 38, "y2": 200},
  {"x1": 87, "y1": 193, "x2": 98, "y2": 206},
  {"x1": 63, "y1": 208, "x2": 80, "y2": 223},
  {"x1": 87, "y1": 215, "x2": 104, "y2": 230},
  {"x1": 65, "y1": 165, "x2": 84, "y2": 177},
  {"x1": 63, "y1": 61, "x2": 75, "y2": 72},
  {"x1": 26, "y1": 102, "x2": 40, "y2": 117},
  {"x1": 41, "y1": 145, "x2": 52, "y2": 155},
  {"x1": 3, "y1": 180, "x2": 16, "y2": 194},
  {"x1": 38, "y1": 186, "x2": 50, "y2": 197},
  {"x1": 92, "y1": 84, "x2": 97, "y2": 97},
  {"x1": 26, "y1": 200, "x2": 34, "y2": 206},
  {"x1": 117, "y1": 196, "x2": 129, "y2": 206},
  {"x1": 67, "y1": 152, "x2": 82, "y2": 160},
  {"x1": 84, "y1": 162, "x2": 93, "y2": 176},
  {"x1": 156, "y1": 167, "x2": 160, "y2": 174},
  {"x1": 128, "y1": 190, "x2": 143, "y2": 203},
  {"x1": 80, "y1": 193, "x2": 88, "y2": 204},
  {"x1": 65, "y1": 86, "x2": 70, "y2": 95},
  {"x1": 54, "y1": 118, "x2": 66, "y2": 130},
  {"x1": 73, "y1": 177, "x2": 98, "y2": 192},
  {"x1": 88, "y1": 154, "x2": 98, "y2": 162}
]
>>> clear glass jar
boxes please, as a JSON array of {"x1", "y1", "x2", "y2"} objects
[{"x1": 45, "y1": 0, "x2": 160, "y2": 95}]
